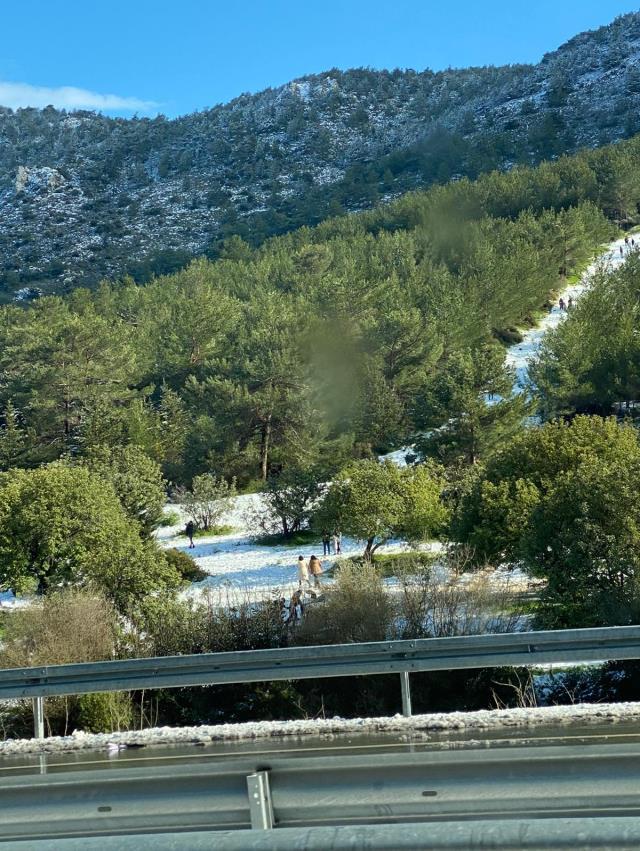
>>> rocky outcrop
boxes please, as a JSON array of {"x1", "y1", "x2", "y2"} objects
[{"x1": 15, "y1": 165, "x2": 66, "y2": 194}]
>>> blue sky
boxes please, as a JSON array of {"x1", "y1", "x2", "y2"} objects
[{"x1": 1, "y1": 1, "x2": 638, "y2": 116}]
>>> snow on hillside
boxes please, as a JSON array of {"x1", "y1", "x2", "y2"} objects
[
  {"x1": 381, "y1": 234, "x2": 634, "y2": 467},
  {"x1": 508, "y1": 235, "x2": 632, "y2": 390}
]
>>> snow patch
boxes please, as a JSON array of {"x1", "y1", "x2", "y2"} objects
[{"x1": 3, "y1": 702, "x2": 640, "y2": 755}]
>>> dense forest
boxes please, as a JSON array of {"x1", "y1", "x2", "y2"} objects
[
  {"x1": 2, "y1": 12, "x2": 640, "y2": 296},
  {"x1": 4, "y1": 134, "x2": 640, "y2": 490}
]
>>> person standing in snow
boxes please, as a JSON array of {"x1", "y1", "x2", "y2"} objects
[
  {"x1": 321, "y1": 530, "x2": 331, "y2": 557},
  {"x1": 297, "y1": 555, "x2": 309, "y2": 589},
  {"x1": 333, "y1": 531, "x2": 342, "y2": 555},
  {"x1": 567, "y1": 296, "x2": 574, "y2": 310},
  {"x1": 309, "y1": 555, "x2": 323, "y2": 588},
  {"x1": 185, "y1": 520, "x2": 196, "y2": 549},
  {"x1": 559, "y1": 298, "x2": 566, "y2": 312}
]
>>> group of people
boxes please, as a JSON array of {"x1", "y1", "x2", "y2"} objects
[
  {"x1": 618, "y1": 236, "x2": 637, "y2": 257},
  {"x1": 321, "y1": 529, "x2": 342, "y2": 556},
  {"x1": 297, "y1": 554, "x2": 324, "y2": 589},
  {"x1": 558, "y1": 296, "x2": 574, "y2": 312}
]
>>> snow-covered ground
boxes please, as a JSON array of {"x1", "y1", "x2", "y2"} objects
[
  {"x1": 2, "y1": 701, "x2": 640, "y2": 755},
  {"x1": 157, "y1": 498, "x2": 434, "y2": 603},
  {"x1": 507, "y1": 235, "x2": 632, "y2": 390}
]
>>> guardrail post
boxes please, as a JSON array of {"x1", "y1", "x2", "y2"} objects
[
  {"x1": 400, "y1": 671, "x2": 412, "y2": 717},
  {"x1": 247, "y1": 770, "x2": 274, "y2": 829},
  {"x1": 32, "y1": 696, "x2": 45, "y2": 739}
]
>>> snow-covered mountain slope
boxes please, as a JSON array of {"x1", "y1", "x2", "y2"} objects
[{"x1": 2, "y1": 12, "x2": 640, "y2": 296}]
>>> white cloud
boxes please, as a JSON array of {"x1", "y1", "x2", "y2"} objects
[{"x1": 0, "y1": 80, "x2": 157, "y2": 113}]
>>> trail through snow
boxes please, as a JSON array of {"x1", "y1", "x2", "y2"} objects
[
  {"x1": 382, "y1": 234, "x2": 634, "y2": 465},
  {"x1": 507, "y1": 235, "x2": 631, "y2": 390}
]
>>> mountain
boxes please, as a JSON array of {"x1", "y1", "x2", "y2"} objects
[{"x1": 2, "y1": 12, "x2": 640, "y2": 297}]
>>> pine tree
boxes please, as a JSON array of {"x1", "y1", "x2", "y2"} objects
[{"x1": 0, "y1": 401, "x2": 27, "y2": 470}]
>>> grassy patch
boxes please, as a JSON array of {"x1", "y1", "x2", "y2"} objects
[
  {"x1": 160, "y1": 509, "x2": 181, "y2": 527},
  {"x1": 338, "y1": 550, "x2": 436, "y2": 578},
  {"x1": 254, "y1": 529, "x2": 318, "y2": 548}
]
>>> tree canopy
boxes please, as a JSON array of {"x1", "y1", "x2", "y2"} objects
[
  {"x1": 0, "y1": 463, "x2": 180, "y2": 611},
  {"x1": 315, "y1": 459, "x2": 449, "y2": 559},
  {"x1": 454, "y1": 416, "x2": 640, "y2": 627}
]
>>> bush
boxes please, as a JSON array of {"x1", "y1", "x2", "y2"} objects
[
  {"x1": 0, "y1": 589, "x2": 121, "y2": 737},
  {"x1": 161, "y1": 509, "x2": 181, "y2": 527},
  {"x1": 177, "y1": 474, "x2": 236, "y2": 531},
  {"x1": 77, "y1": 691, "x2": 133, "y2": 733},
  {"x1": 493, "y1": 326, "x2": 523, "y2": 345},
  {"x1": 346, "y1": 551, "x2": 434, "y2": 578},
  {"x1": 0, "y1": 589, "x2": 117, "y2": 669},
  {"x1": 164, "y1": 547, "x2": 208, "y2": 583},
  {"x1": 294, "y1": 563, "x2": 394, "y2": 645},
  {"x1": 396, "y1": 555, "x2": 527, "y2": 639}
]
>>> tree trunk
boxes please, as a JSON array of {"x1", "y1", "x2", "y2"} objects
[
  {"x1": 259, "y1": 415, "x2": 272, "y2": 480},
  {"x1": 364, "y1": 538, "x2": 385, "y2": 561}
]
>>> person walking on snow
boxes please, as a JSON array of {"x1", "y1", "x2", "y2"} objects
[
  {"x1": 309, "y1": 555, "x2": 323, "y2": 588},
  {"x1": 558, "y1": 298, "x2": 566, "y2": 312},
  {"x1": 567, "y1": 296, "x2": 573, "y2": 310},
  {"x1": 321, "y1": 530, "x2": 331, "y2": 557},
  {"x1": 185, "y1": 520, "x2": 196, "y2": 549},
  {"x1": 297, "y1": 555, "x2": 309, "y2": 589}
]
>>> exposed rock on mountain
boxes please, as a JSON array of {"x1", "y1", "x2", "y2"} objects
[{"x1": 1, "y1": 12, "x2": 640, "y2": 296}]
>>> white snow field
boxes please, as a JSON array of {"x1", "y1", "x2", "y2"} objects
[
  {"x1": 2, "y1": 702, "x2": 640, "y2": 755},
  {"x1": 150, "y1": 235, "x2": 635, "y2": 601},
  {"x1": 156, "y1": 497, "x2": 428, "y2": 603}
]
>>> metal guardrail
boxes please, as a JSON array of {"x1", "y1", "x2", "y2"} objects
[
  {"x1": 2, "y1": 624, "x2": 640, "y2": 737},
  {"x1": 3, "y1": 741, "x2": 640, "y2": 845},
  {"x1": 3, "y1": 625, "x2": 640, "y2": 699},
  {"x1": 11, "y1": 820, "x2": 640, "y2": 850}
]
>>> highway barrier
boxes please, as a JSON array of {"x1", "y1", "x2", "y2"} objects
[
  {"x1": 1, "y1": 624, "x2": 640, "y2": 737},
  {"x1": 3, "y1": 742, "x2": 640, "y2": 844}
]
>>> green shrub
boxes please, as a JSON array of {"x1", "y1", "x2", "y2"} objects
[
  {"x1": 344, "y1": 551, "x2": 434, "y2": 578},
  {"x1": 77, "y1": 692, "x2": 133, "y2": 733},
  {"x1": 164, "y1": 548, "x2": 208, "y2": 583},
  {"x1": 161, "y1": 509, "x2": 181, "y2": 526}
]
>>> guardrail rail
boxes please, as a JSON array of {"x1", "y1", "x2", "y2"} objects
[{"x1": 2, "y1": 624, "x2": 640, "y2": 739}]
